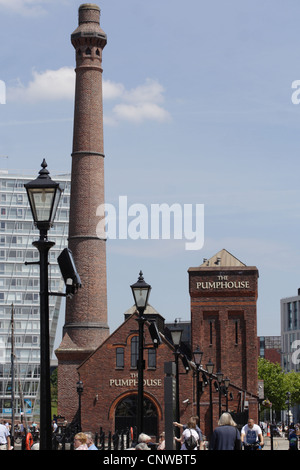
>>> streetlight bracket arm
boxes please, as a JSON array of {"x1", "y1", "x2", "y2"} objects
[{"x1": 48, "y1": 292, "x2": 68, "y2": 297}]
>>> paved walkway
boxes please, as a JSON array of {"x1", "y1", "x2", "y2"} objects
[{"x1": 263, "y1": 436, "x2": 291, "y2": 451}]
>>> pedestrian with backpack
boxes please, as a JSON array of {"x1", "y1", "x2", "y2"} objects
[
  {"x1": 173, "y1": 415, "x2": 204, "y2": 449},
  {"x1": 175, "y1": 417, "x2": 199, "y2": 450}
]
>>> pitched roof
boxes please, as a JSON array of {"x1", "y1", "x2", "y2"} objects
[
  {"x1": 123, "y1": 304, "x2": 160, "y2": 316},
  {"x1": 200, "y1": 248, "x2": 246, "y2": 267}
]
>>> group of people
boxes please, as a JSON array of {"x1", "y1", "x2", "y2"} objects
[
  {"x1": 74, "y1": 431, "x2": 98, "y2": 450},
  {"x1": 210, "y1": 415, "x2": 264, "y2": 450},
  {"x1": 1, "y1": 414, "x2": 296, "y2": 451},
  {"x1": 172, "y1": 414, "x2": 264, "y2": 451},
  {"x1": 0, "y1": 420, "x2": 40, "y2": 450},
  {"x1": 74, "y1": 431, "x2": 166, "y2": 451},
  {"x1": 74, "y1": 415, "x2": 265, "y2": 451}
]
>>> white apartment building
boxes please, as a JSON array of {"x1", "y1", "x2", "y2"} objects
[
  {"x1": 281, "y1": 289, "x2": 300, "y2": 373},
  {"x1": 0, "y1": 170, "x2": 70, "y2": 422}
]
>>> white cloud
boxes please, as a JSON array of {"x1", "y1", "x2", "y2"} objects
[
  {"x1": 122, "y1": 79, "x2": 166, "y2": 105},
  {"x1": 103, "y1": 80, "x2": 125, "y2": 100},
  {"x1": 111, "y1": 78, "x2": 171, "y2": 124},
  {"x1": 8, "y1": 67, "x2": 75, "y2": 102},
  {"x1": 0, "y1": 0, "x2": 49, "y2": 17},
  {"x1": 7, "y1": 67, "x2": 171, "y2": 124},
  {"x1": 112, "y1": 102, "x2": 170, "y2": 124}
]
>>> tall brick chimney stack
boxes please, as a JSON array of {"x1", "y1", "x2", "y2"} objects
[{"x1": 56, "y1": 3, "x2": 109, "y2": 422}]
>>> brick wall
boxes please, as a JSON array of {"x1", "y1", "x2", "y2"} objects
[{"x1": 77, "y1": 313, "x2": 193, "y2": 437}]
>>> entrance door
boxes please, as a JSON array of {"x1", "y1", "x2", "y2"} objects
[{"x1": 115, "y1": 395, "x2": 158, "y2": 437}]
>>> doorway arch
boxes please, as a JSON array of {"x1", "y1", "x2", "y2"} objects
[{"x1": 114, "y1": 393, "x2": 159, "y2": 437}]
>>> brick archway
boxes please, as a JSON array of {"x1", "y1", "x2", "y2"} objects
[{"x1": 109, "y1": 391, "x2": 162, "y2": 437}]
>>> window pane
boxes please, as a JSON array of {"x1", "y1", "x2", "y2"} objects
[
  {"x1": 131, "y1": 336, "x2": 138, "y2": 368},
  {"x1": 148, "y1": 348, "x2": 156, "y2": 368},
  {"x1": 116, "y1": 347, "x2": 124, "y2": 368}
]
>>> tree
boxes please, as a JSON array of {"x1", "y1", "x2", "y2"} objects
[
  {"x1": 258, "y1": 358, "x2": 286, "y2": 412},
  {"x1": 284, "y1": 370, "x2": 300, "y2": 407},
  {"x1": 258, "y1": 358, "x2": 300, "y2": 415},
  {"x1": 50, "y1": 367, "x2": 58, "y2": 404}
]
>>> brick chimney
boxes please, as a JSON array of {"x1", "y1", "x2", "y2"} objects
[{"x1": 56, "y1": 3, "x2": 109, "y2": 423}]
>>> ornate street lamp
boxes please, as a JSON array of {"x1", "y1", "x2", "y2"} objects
[
  {"x1": 25, "y1": 160, "x2": 63, "y2": 450},
  {"x1": 76, "y1": 380, "x2": 84, "y2": 432},
  {"x1": 216, "y1": 370, "x2": 224, "y2": 417},
  {"x1": 171, "y1": 326, "x2": 183, "y2": 450},
  {"x1": 25, "y1": 159, "x2": 63, "y2": 239},
  {"x1": 131, "y1": 271, "x2": 151, "y2": 315},
  {"x1": 130, "y1": 271, "x2": 151, "y2": 436}
]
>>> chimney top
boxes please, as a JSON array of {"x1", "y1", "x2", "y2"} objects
[
  {"x1": 79, "y1": 3, "x2": 100, "y2": 11},
  {"x1": 72, "y1": 3, "x2": 106, "y2": 47},
  {"x1": 78, "y1": 3, "x2": 100, "y2": 24}
]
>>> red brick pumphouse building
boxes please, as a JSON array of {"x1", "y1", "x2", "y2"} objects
[{"x1": 57, "y1": 249, "x2": 260, "y2": 440}]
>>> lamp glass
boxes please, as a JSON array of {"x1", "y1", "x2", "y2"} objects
[
  {"x1": 132, "y1": 286, "x2": 150, "y2": 309},
  {"x1": 206, "y1": 359, "x2": 214, "y2": 375},
  {"x1": 193, "y1": 346, "x2": 203, "y2": 366},
  {"x1": 224, "y1": 377, "x2": 230, "y2": 389},
  {"x1": 27, "y1": 187, "x2": 61, "y2": 224},
  {"x1": 216, "y1": 370, "x2": 223, "y2": 384},
  {"x1": 170, "y1": 328, "x2": 183, "y2": 347},
  {"x1": 25, "y1": 160, "x2": 63, "y2": 228},
  {"x1": 131, "y1": 271, "x2": 151, "y2": 311}
]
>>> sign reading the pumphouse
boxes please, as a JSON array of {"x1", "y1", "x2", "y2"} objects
[{"x1": 196, "y1": 275, "x2": 250, "y2": 290}]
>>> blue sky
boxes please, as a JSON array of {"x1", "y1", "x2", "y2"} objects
[{"x1": 1, "y1": 0, "x2": 300, "y2": 338}]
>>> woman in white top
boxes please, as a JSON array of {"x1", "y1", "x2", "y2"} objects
[{"x1": 176, "y1": 417, "x2": 199, "y2": 450}]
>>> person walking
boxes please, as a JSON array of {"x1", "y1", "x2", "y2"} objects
[
  {"x1": 209, "y1": 412, "x2": 241, "y2": 450},
  {"x1": 174, "y1": 415, "x2": 204, "y2": 449},
  {"x1": 0, "y1": 421, "x2": 11, "y2": 450},
  {"x1": 157, "y1": 432, "x2": 165, "y2": 450},
  {"x1": 241, "y1": 418, "x2": 264, "y2": 450},
  {"x1": 175, "y1": 417, "x2": 199, "y2": 450},
  {"x1": 74, "y1": 432, "x2": 88, "y2": 450},
  {"x1": 85, "y1": 432, "x2": 98, "y2": 450},
  {"x1": 288, "y1": 426, "x2": 298, "y2": 451}
]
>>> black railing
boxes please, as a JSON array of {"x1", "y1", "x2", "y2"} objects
[{"x1": 51, "y1": 425, "x2": 137, "y2": 450}]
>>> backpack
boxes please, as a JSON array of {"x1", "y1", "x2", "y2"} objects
[
  {"x1": 289, "y1": 436, "x2": 297, "y2": 449},
  {"x1": 185, "y1": 430, "x2": 197, "y2": 450}
]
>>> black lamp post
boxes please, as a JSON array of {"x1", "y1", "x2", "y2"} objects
[
  {"x1": 170, "y1": 326, "x2": 183, "y2": 449},
  {"x1": 193, "y1": 346, "x2": 203, "y2": 420},
  {"x1": 286, "y1": 391, "x2": 291, "y2": 428},
  {"x1": 76, "y1": 380, "x2": 84, "y2": 431},
  {"x1": 130, "y1": 271, "x2": 151, "y2": 436},
  {"x1": 24, "y1": 160, "x2": 62, "y2": 450},
  {"x1": 206, "y1": 358, "x2": 214, "y2": 437},
  {"x1": 224, "y1": 377, "x2": 230, "y2": 412},
  {"x1": 216, "y1": 370, "x2": 224, "y2": 418}
]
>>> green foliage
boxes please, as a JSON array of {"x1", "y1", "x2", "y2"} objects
[
  {"x1": 50, "y1": 367, "x2": 58, "y2": 402},
  {"x1": 258, "y1": 357, "x2": 300, "y2": 412}
]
